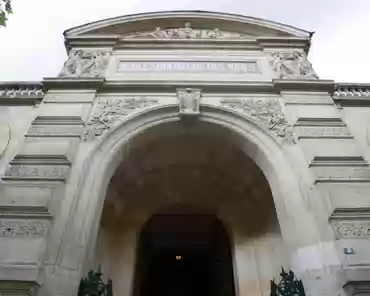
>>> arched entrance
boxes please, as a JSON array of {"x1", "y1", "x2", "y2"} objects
[
  {"x1": 54, "y1": 105, "x2": 321, "y2": 296},
  {"x1": 93, "y1": 114, "x2": 291, "y2": 296},
  {"x1": 133, "y1": 208, "x2": 235, "y2": 296}
]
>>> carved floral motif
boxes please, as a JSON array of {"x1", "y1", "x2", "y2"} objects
[
  {"x1": 332, "y1": 221, "x2": 370, "y2": 238},
  {"x1": 177, "y1": 88, "x2": 201, "y2": 116},
  {"x1": 220, "y1": 98, "x2": 295, "y2": 143},
  {"x1": 269, "y1": 51, "x2": 318, "y2": 79},
  {"x1": 0, "y1": 219, "x2": 48, "y2": 237},
  {"x1": 84, "y1": 97, "x2": 159, "y2": 140},
  {"x1": 3, "y1": 165, "x2": 69, "y2": 180},
  {"x1": 125, "y1": 22, "x2": 252, "y2": 39},
  {"x1": 59, "y1": 50, "x2": 110, "y2": 78}
]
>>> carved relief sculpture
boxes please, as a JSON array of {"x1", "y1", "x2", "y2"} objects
[
  {"x1": 59, "y1": 50, "x2": 110, "y2": 78},
  {"x1": 125, "y1": 22, "x2": 253, "y2": 39},
  {"x1": 269, "y1": 51, "x2": 318, "y2": 79},
  {"x1": 221, "y1": 98, "x2": 295, "y2": 143},
  {"x1": 84, "y1": 97, "x2": 159, "y2": 140},
  {"x1": 332, "y1": 221, "x2": 370, "y2": 238},
  {"x1": 177, "y1": 88, "x2": 201, "y2": 116},
  {"x1": 0, "y1": 219, "x2": 48, "y2": 238}
]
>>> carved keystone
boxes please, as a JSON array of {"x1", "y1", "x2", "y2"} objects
[{"x1": 177, "y1": 88, "x2": 201, "y2": 118}]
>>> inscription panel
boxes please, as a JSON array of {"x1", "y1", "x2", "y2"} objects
[{"x1": 117, "y1": 61, "x2": 259, "y2": 74}]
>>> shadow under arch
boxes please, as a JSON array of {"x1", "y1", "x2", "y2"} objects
[{"x1": 62, "y1": 103, "x2": 319, "y2": 275}]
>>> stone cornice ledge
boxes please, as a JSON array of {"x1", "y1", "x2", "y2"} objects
[
  {"x1": 257, "y1": 37, "x2": 311, "y2": 52},
  {"x1": 65, "y1": 35, "x2": 121, "y2": 51},
  {"x1": 329, "y1": 208, "x2": 370, "y2": 220},
  {"x1": 344, "y1": 281, "x2": 370, "y2": 295},
  {"x1": 273, "y1": 79, "x2": 335, "y2": 93},
  {"x1": 0, "y1": 280, "x2": 39, "y2": 295},
  {"x1": 43, "y1": 77, "x2": 105, "y2": 90},
  {"x1": 0, "y1": 205, "x2": 51, "y2": 219},
  {"x1": 102, "y1": 80, "x2": 275, "y2": 94}
]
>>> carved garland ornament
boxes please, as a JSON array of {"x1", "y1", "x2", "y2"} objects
[
  {"x1": 125, "y1": 22, "x2": 253, "y2": 39},
  {"x1": 332, "y1": 221, "x2": 370, "y2": 238},
  {"x1": 83, "y1": 97, "x2": 159, "y2": 140},
  {"x1": 269, "y1": 51, "x2": 318, "y2": 80},
  {"x1": 220, "y1": 98, "x2": 295, "y2": 143},
  {"x1": 59, "y1": 50, "x2": 110, "y2": 78},
  {"x1": 0, "y1": 219, "x2": 48, "y2": 238}
]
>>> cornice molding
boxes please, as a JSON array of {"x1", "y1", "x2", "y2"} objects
[
  {"x1": 100, "y1": 80, "x2": 276, "y2": 94},
  {"x1": 330, "y1": 208, "x2": 370, "y2": 220},
  {"x1": 42, "y1": 77, "x2": 104, "y2": 90},
  {"x1": 273, "y1": 79, "x2": 335, "y2": 93}
]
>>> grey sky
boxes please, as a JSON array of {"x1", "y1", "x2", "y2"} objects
[{"x1": 1, "y1": 0, "x2": 369, "y2": 82}]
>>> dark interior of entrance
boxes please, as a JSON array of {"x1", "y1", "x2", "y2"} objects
[{"x1": 133, "y1": 213, "x2": 235, "y2": 296}]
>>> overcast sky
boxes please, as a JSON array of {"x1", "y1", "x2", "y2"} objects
[{"x1": 1, "y1": 0, "x2": 369, "y2": 83}]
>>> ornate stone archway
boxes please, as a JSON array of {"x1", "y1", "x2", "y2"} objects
[
  {"x1": 2, "y1": 10, "x2": 367, "y2": 296},
  {"x1": 40, "y1": 103, "x2": 323, "y2": 295}
]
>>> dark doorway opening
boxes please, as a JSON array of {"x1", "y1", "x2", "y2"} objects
[{"x1": 133, "y1": 212, "x2": 236, "y2": 296}]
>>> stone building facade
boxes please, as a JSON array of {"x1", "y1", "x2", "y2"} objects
[{"x1": 0, "y1": 10, "x2": 370, "y2": 296}]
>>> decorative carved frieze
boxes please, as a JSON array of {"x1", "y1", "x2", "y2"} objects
[
  {"x1": 3, "y1": 165, "x2": 70, "y2": 181},
  {"x1": 220, "y1": 98, "x2": 295, "y2": 143},
  {"x1": 269, "y1": 51, "x2": 318, "y2": 80},
  {"x1": 84, "y1": 97, "x2": 159, "y2": 140},
  {"x1": 59, "y1": 50, "x2": 110, "y2": 78},
  {"x1": 124, "y1": 22, "x2": 253, "y2": 39},
  {"x1": 177, "y1": 88, "x2": 201, "y2": 116},
  {"x1": 117, "y1": 61, "x2": 259, "y2": 74},
  {"x1": 0, "y1": 219, "x2": 48, "y2": 237},
  {"x1": 331, "y1": 220, "x2": 370, "y2": 238}
]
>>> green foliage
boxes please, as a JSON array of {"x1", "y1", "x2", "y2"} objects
[
  {"x1": 0, "y1": 0, "x2": 12, "y2": 27},
  {"x1": 78, "y1": 270, "x2": 113, "y2": 296},
  {"x1": 270, "y1": 268, "x2": 306, "y2": 296}
]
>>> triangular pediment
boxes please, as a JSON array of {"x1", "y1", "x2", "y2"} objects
[{"x1": 64, "y1": 11, "x2": 312, "y2": 39}]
